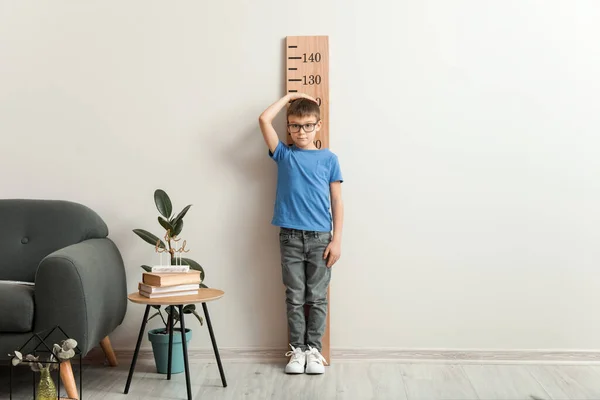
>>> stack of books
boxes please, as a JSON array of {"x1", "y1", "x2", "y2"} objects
[{"x1": 138, "y1": 265, "x2": 202, "y2": 298}]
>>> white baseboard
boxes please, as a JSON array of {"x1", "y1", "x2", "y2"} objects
[{"x1": 94, "y1": 347, "x2": 600, "y2": 365}]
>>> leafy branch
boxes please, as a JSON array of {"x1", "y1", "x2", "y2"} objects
[{"x1": 133, "y1": 189, "x2": 207, "y2": 334}]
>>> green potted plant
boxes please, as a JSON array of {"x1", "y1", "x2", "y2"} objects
[{"x1": 133, "y1": 189, "x2": 206, "y2": 374}]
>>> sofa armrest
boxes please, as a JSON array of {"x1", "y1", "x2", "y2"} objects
[{"x1": 34, "y1": 238, "x2": 127, "y2": 355}]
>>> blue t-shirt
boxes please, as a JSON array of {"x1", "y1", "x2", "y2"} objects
[{"x1": 269, "y1": 141, "x2": 343, "y2": 232}]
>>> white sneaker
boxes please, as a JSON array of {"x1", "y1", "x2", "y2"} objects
[
  {"x1": 284, "y1": 344, "x2": 306, "y2": 374},
  {"x1": 305, "y1": 346, "x2": 327, "y2": 374}
]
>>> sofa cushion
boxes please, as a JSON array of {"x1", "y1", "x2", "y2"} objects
[{"x1": 0, "y1": 283, "x2": 34, "y2": 332}]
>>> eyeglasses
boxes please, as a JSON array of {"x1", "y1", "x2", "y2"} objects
[{"x1": 287, "y1": 122, "x2": 319, "y2": 133}]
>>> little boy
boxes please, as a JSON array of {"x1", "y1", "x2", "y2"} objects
[{"x1": 258, "y1": 93, "x2": 344, "y2": 374}]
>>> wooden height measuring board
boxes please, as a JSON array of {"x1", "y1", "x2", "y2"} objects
[
  {"x1": 286, "y1": 36, "x2": 329, "y2": 149},
  {"x1": 285, "y1": 35, "x2": 331, "y2": 365}
]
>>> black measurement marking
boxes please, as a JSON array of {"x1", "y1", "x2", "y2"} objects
[
  {"x1": 316, "y1": 97, "x2": 322, "y2": 106},
  {"x1": 288, "y1": 79, "x2": 302, "y2": 82},
  {"x1": 314, "y1": 139, "x2": 322, "y2": 149},
  {"x1": 288, "y1": 68, "x2": 297, "y2": 71},
  {"x1": 288, "y1": 56, "x2": 302, "y2": 60},
  {"x1": 288, "y1": 45, "x2": 298, "y2": 48},
  {"x1": 288, "y1": 90, "x2": 298, "y2": 92}
]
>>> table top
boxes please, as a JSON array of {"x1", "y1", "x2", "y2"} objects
[{"x1": 127, "y1": 288, "x2": 224, "y2": 305}]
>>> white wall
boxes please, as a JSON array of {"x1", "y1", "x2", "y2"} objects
[{"x1": 1, "y1": 0, "x2": 599, "y2": 352}]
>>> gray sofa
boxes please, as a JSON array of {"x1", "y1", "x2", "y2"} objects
[{"x1": 0, "y1": 199, "x2": 127, "y2": 362}]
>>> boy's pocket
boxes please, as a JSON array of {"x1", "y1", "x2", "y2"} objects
[
  {"x1": 315, "y1": 161, "x2": 329, "y2": 180},
  {"x1": 316, "y1": 232, "x2": 332, "y2": 244},
  {"x1": 279, "y1": 232, "x2": 292, "y2": 245}
]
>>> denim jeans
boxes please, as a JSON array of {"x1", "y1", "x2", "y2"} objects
[{"x1": 279, "y1": 227, "x2": 332, "y2": 352}]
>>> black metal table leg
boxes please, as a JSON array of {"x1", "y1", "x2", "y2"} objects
[
  {"x1": 178, "y1": 305, "x2": 193, "y2": 400},
  {"x1": 125, "y1": 305, "x2": 151, "y2": 394},
  {"x1": 202, "y1": 302, "x2": 227, "y2": 387},
  {"x1": 167, "y1": 310, "x2": 174, "y2": 380}
]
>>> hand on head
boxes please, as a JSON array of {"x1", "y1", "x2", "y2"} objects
[{"x1": 289, "y1": 93, "x2": 318, "y2": 104}]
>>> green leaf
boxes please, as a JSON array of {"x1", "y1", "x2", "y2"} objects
[
  {"x1": 192, "y1": 310, "x2": 204, "y2": 325},
  {"x1": 165, "y1": 305, "x2": 180, "y2": 320},
  {"x1": 170, "y1": 204, "x2": 192, "y2": 226},
  {"x1": 154, "y1": 189, "x2": 173, "y2": 219},
  {"x1": 182, "y1": 304, "x2": 196, "y2": 314},
  {"x1": 200, "y1": 283, "x2": 208, "y2": 288},
  {"x1": 158, "y1": 216, "x2": 174, "y2": 233},
  {"x1": 133, "y1": 229, "x2": 166, "y2": 249},
  {"x1": 173, "y1": 219, "x2": 184, "y2": 236},
  {"x1": 180, "y1": 258, "x2": 204, "y2": 281},
  {"x1": 140, "y1": 265, "x2": 152, "y2": 272}
]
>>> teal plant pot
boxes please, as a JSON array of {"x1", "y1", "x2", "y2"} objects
[{"x1": 148, "y1": 328, "x2": 192, "y2": 374}]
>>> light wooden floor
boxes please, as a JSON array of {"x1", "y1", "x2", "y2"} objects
[{"x1": 3, "y1": 359, "x2": 600, "y2": 400}]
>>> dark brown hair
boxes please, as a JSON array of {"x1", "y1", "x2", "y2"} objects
[{"x1": 287, "y1": 98, "x2": 320, "y2": 121}]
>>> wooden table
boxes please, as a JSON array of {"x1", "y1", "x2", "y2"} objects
[{"x1": 124, "y1": 288, "x2": 227, "y2": 400}]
